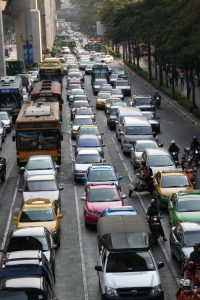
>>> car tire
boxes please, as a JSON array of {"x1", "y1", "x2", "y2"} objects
[{"x1": 85, "y1": 221, "x2": 89, "y2": 228}]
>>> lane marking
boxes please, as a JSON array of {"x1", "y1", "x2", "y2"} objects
[{"x1": 0, "y1": 176, "x2": 20, "y2": 255}]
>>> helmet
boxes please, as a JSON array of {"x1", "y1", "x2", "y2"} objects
[
  {"x1": 150, "y1": 199, "x2": 157, "y2": 206},
  {"x1": 193, "y1": 136, "x2": 197, "y2": 141},
  {"x1": 183, "y1": 279, "x2": 192, "y2": 294},
  {"x1": 179, "y1": 278, "x2": 185, "y2": 287},
  {"x1": 186, "y1": 147, "x2": 190, "y2": 154},
  {"x1": 171, "y1": 140, "x2": 175, "y2": 144},
  {"x1": 188, "y1": 260, "x2": 196, "y2": 270}
]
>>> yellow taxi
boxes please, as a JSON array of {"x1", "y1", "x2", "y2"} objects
[
  {"x1": 153, "y1": 170, "x2": 194, "y2": 208},
  {"x1": 12, "y1": 198, "x2": 63, "y2": 247},
  {"x1": 76, "y1": 124, "x2": 104, "y2": 143},
  {"x1": 96, "y1": 92, "x2": 111, "y2": 109}
]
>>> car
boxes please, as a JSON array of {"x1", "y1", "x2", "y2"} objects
[
  {"x1": 12, "y1": 198, "x2": 63, "y2": 247},
  {"x1": 0, "y1": 111, "x2": 12, "y2": 132},
  {"x1": 85, "y1": 62, "x2": 95, "y2": 74},
  {"x1": 110, "y1": 88, "x2": 124, "y2": 99},
  {"x1": 109, "y1": 73, "x2": 119, "y2": 86},
  {"x1": 71, "y1": 116, "x2": 94, "y2": 139},
  {"x1": 93, "y1": 78, "x2": 108, "y2": 95},
  {"x1": 100, "y1": 54, "x2": 114, "y2": 63},
  {"x1": 170, "y1": 222, "x2": 200, "y2": 270},
  {"x1": 96, "y1": 91, "x2": 111, "y2": 109},
  {"x1": 73, "y1": 149, "x2": 105, "y2": 181},
  {"x1": 82, "y1": 183, "x2": 126, "y2": 225},
  {"x1": 70, "y1": 94, "x2": 88, "y2": 107},
  {"x1": 67, "y1": 82, "x2": 82, "y2": 92},
  {"x1": 142, "y1": 111, "x2": 160, "y2": 133},
  {"x1": 70, "y1": 101, "x2": 90, "y2": 118},
  {"x1": 114, "y1": 79, "x2": 131, "y2": 96},
  {"x1": 67, "y1": 88, "x2": 85, "y2": 102},
  {"x1": 76, "y1": 124, "x2": 104, "y2": 143},
  {"x1": 131, "y1": 140, "x2": 159, "y2": 169},
  {"x1": 6, "y1": 227, "x2": 56, "y2": 275},
  {"x1": 0, "y1": 122, "x2": 6, "y2": 143},
  {"x1": 99, "y1": 206, "x2": 137, "y2": 218},
  {"x1": 19, "y1": 174, "x2": 63, "y2": 207},
  {"x1": 84, "y1": 165, "x2": 123, "y2": 190},
  {"x1": 113, "y1": 67, "x2": 126, "y2": 77},
  {"x1": 153, "y1": 171, "x2": 194, "y2": 209},
  {"x1": 100, "y1": 84, "x2": 112, "y2": 93},
  {"x1": 131, "y1": 95, "x2": 155, "y2": 111},
  {"x1": 74, "y1": 134, "x2": 105, "y2": 157},
  {"x1": 0, "y1": 157, "x2": 6, "y2": 182},
  {"x1": 168, "y1": 191, "x2": 200, "y2": 226},
  {"x1": 79, "y1": 59, "x2": 90, "y2": 70},
  {"x1": 140, "y1": 148, "x2": 176, "y2": 175},
  {"x1": 72, "y1": 107, "x2": 96, "y2": 121},
  {"x1": 105, "y1": 97, "x2": 127, "y2": 111},
  {"x1": 21, "y1": 155, "x2": 59, "y2": 180}
]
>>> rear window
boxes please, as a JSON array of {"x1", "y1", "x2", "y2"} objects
[{"x1": 124, "y1": 126, "x2": 152, "y2": 135}]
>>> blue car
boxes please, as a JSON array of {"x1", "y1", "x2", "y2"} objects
[
  {"x1": 84, "y1": 165, "x2": 123, "y2": 190},
  {"x1": 99, "y1": 206, "x2": 137, "y2": 218}
]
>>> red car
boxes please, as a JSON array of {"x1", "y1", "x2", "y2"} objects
[{"x1": 82, "y1": 183, "x2": 126, "y2": 226}]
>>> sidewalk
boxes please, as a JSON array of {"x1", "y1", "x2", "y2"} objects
[{"x1": 139, "y1": 56, "x2": 200, "y2": 108}]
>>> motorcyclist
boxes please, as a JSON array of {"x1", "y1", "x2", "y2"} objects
[
  {"x1": 191, "y1": 137, "x2": 200, "y2": 152},
  {"x1": 153, "y1": 91, "x2": 161, "y2": 107},
  {"x1": 184, "y1": 158, "x2": 197, "y2": 184},
  {"x1": 184, "y1": 261, "x2": 200, "y2": 287},
  {"x1": 177, "y1": 279, "x2": 200, "y2": 299},
  {"x1": 189, "y1": 243, "x2": 200, "y2": 265},
  {"x1": 176, "y1": 279, "x2": 185, "y2": 298},
  {"x1": 168, "y1": 140, "x2": 180, "y2": 154},
  {"x1": 182, "y1": 147, "x2": 192, "y2": 170},
  {"x1": 136, "y1": 161, "x2": 153, "y2": 194},
  {"x1": 146, "y1": 199, "x2": 167, "y2": 241}
]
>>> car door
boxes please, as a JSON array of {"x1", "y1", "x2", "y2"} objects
[
  {"x1": 98, "y1": 248, "x2": 107, "y2": 293},
  {"x1": 168, "y1": 195, "x2": 176, "y2": 226},
  {"x1": 172, "y1": 224, "x2": 182, "y2": 262}
]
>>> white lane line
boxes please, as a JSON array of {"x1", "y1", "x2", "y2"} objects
[
  {"x1": 135, "y1": 191, "x2": 179, "y2": 286},
  {"x1": 0, "y1": 176, "x2": 20, "y2": 254},
  {"x1": 74, "y1": 185, "x2": 89, "y2": 300}
]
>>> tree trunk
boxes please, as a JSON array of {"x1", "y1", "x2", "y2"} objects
[
  {"x1": 191, "y1": 69, "x2": 196, "y2": 108},
  {"x1": 186, "y1": 68, "x2": 189, "y2": 99},
  {"x1": 159, "y1": 63, "x2": 163, "y2": 86},
  {"x1": 154, "y1": 57, "x2": 157, "y2": 80},
  {"x1": 147, "y1": 43, "x2": 152, "y2": 81}
]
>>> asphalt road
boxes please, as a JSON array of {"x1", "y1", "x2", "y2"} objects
[{"x1": 1, "y1": 59, "x2": 200, "y2": 300}]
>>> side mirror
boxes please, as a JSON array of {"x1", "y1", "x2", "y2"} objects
[
  {"x1": 120, "y1": 132, "x2": 124, "y2": 135},
  {"x1": 157, "y1": 262, "x2": 164, "y2": 269},
  {"x1": 118, "y1": 176, "x2": 123, "y2": 180},
  {"x1": 18, "y1": 188, "x2": 23, "y2": 192},
  {"x1": 122, "y1": 195, "x2": 127, "y2": 199},
  {"x1": 100, "y1": 132, "x2": 104, "y2": 135},
  {"x1": 95, "y1": 265, "x2": 102, "y2": 272},
  {"x1": 20, "y1": 167, "x2": 25, "y2": 171},
  {"x1": 57, "y1": 213, "x2": 63, "y2": 219},
  {"x1": 153, "y1": 132, "x2": 157, "y2": 138},
  {"x1": 81, "y1": 196, "x2": 86, "y2": 201},
  {"x1": 59, "y1": 186, "x2": 64, "y2": 191},
  {"x1": 102, "y1": 144, "x2": 106, "y2": 147},
  {"x1": 12, "y1": 215, "x2": 18, "y2": 222},
  {"x1": 55, "y1": 165, "x2": 60, "y2": 169}
]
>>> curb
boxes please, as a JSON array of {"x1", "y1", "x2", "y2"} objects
[{"x1": 120, "y1": 62, "x2": 200, "y2": 128}]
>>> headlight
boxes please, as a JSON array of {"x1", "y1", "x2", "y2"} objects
[
  {"x1": 150, "y1": 284, "x2": 162, "y2": 295},
  {"x1": 105, "y1": 286, "x2": 118, "y2": 297}
]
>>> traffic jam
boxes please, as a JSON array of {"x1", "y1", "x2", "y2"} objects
[{"x1": 0, "y1": 21, "x2": 200, "y2": 300}]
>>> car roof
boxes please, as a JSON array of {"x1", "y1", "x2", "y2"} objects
[
  {"x1": 174, "y1": 191, "x2": 200, "y2": 199},
  {"x1": 79, "y1": 124, "x2": 98, "y2": 129},
  {"x1": 123, "y1": 116, "x2": 150, "y2": 125},
  {"x1": 135, "y1": 140, "x2": 157, "y2": 145},
  {"x1": 78, "y1": 134, "x2": 99, "y2": 140},
  {"x1": 77, "y1": 149, "x2": 100, "y2": 155},
  {"x1": 102, "y1": 206, "x2": 137, "y2": 216},
  {"x1": 145, "y1": 148, "x2": 170, "y2": 155},
  {"x1": 89, "y1": 165, "x2": 113, "y2": 171},
  {"x1": 28, "y1": 155, "x2": 52, "y2": 161},
  {"x1": 26, "y1": 174, "x2": 56, "y2": 181},
  {"x1": 180, "y1": 222, "x2": 200, "y2": 231},
  {"x1": 12, "y1": 227, "x2": 46, "y2": 237}
]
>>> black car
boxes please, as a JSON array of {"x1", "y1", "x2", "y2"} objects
[
  {"x1": 170, "y1": 222, "x2": 200, "y2": 271},
  {"x1": 0, "y1": 157, "x2": 6, "y2": 182}
]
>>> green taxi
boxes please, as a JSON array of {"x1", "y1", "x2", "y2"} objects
[{"x1": 168, "y1": 191, "x2": 200, "y2": 226}]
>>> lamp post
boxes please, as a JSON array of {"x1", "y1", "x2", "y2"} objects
[{"x1": 20, "y1": 35, "x2": 33, "y2": 64}]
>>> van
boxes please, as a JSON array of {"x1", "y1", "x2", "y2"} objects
[
  {"x1": 115, "y1": 107, "x2": 143, "y2": 141},
  {"x1": 95, "y1": 215, "x2": 164, "y2": 300},
  {"x1": 120, "y1": 116, "x2": 154, "y2": 153}
]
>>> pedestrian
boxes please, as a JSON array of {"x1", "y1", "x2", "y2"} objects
[
  {"x1": 187, "y1": 81, "x2": 192, "y2": 98},
  {"x1": 180, "y1": 70, "x2": 185, "y2": 86},
  {"x1": 168, "y1": 71, "x2": 173, "y2": 85},
  {"x1": 174, "y1": 69, "x2": 179, "y2": 85}
]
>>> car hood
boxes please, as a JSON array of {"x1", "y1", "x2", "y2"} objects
[
  {"x1": 75, "y1": 163, "x2": 92, "y2": 171},
  {"x1": 87, "y1": 201, "x2": 122, "y2": 213},
  {"x1": 23, "y1": 191, "x2": 59, "y2": 202},
  {"x1": 151, "y1": 165, "x2": 175, "y2": 175},
  {"x1": 105, "y1": 271, "x2": 159, "y2": 288},
  {"x1": 159, "y1": 186, "x2": 193, "y2": 197},
  {"x1": 18, "y1": 221, "x2": 57, "y2": 232},
  {"x1": 116, "y1": 85, "x2": 130, "y2": 89},
  {"x1": 76, "y1": 146, "x2": 102, "y2": 153},
  {"x1": 182, "y1": 247, "x2": 193, "y2": 259},
  {"x1": 176, "y1": 211, "x2": 200, "y2": 222},
  {"x1": 127, "y1": 135, "x2": 153, "y2": 142},
  {"x1": 25, "y1": 170, "x2": 55, "y2": 177}
]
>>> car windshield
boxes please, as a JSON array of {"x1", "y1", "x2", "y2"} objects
[
  {"x1": 0, "y1": 113, "x2": 9, "y2": 121},
  {"x1": 20, "y1": 208, "x2": 55, "y2": 222},
  {"x1": 71, "y1": 90, "x2": 84, "y2": 95},
  {"x1": 148, "y1": 155, "x2": 174, "y2": 167},
  {"x1": 177, "y1": 199, "x2": 200, "y2": 212},
  {"x1": 76, "y1": 154, "x2": 101, "y2": 163},
  {"x1": 116, "y1": 81, "x2": 128, "y2": 86},
  {"x1": 78, "y1": 137, "x2": 100, "y2": 147},
  {"x1": 124, "y1": 126, "x2": 152, "y2": 135},
  {"x1": 98, "y1": 93, "x2": 110, "y2": 99},
  {"x1": 26, "y1": 159, "x2": 53, "y2": 171},
  {"x1": 136, "y1": 143, "x2": 158, "y2": 152},
  {"x1": 88, "y1": 169, "x2": 116, "y2": 181},
  {"x1": 110, "y1": 108, "x2": 118, "y2": 116},
  {"x1": 25, "y1": 180, "x2": 57, "y2": 191},
  {"x1": 110, "y1": 74, "x2": 118, "y2": 79},
  {"x1": 106, "y1": 251, "x2": 155, "y2": 273},
  {"x1": 79, "y1": 127, "x2": 99, "y2": 135},
  {"x1": 74, "y1": 96, "x2": 87, "y2": 101},
  {"x1": 76, "y1": 109, "x2": 92, "y2": 115},
  {"x1": 73, "y1": 118, "x2": 93, "y2": 125},
  {"x1": 143, "y1": 113, "x2": 155, "y2": 120},
  {"x1": 7, "y1": 236, "x2": 49, "y2": 252},
  {"x1": 95, "y1": 80, "x2": 107, "y2": 85},
  {"x1": 89, "y1": 188, "x2": 120, "y2": 202},
  {"x1": 73, "y1": 102, "x2": 89, "y2": 108},
  {"x1": 161, "y1": 175, "x2": 190, "y2": 188},
  {"x1": 184, "y1": 231, "x2": 200, "y2": 247},
  {"x1": 0, "y1": 291, "x2": 47, "y2": 299},
  {"x1": 136, "y1": 98, "x2": 153, "y2": 105},
  {"x1": 111, "y1": 89, "x2": 122, "y2": 95}
]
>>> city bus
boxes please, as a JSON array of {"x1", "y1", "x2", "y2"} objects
[
  {"x1": 39, "y1": 58, "x2": 63, "y2": 83},
  {"x1": 0, "y1": 76, "x2": 23, "y2": 121},
  {"x1": 13, "y1": 101, "x2": 63, "y2": 166},
  {"x1": 6, "y1": 60, "x2": 26, "y2": 76},
  {"x1": 31, "y1": 80, "x2": 63, "y2": 112}
]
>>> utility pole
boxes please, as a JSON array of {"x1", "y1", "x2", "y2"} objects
[{"x1": 0, "y1": 7, "x2": 6, "y2": 76}]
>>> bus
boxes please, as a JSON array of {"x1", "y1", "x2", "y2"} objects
[
  {"x1": 91, "y1": 63, "x2": 110, "y2": 84},
  {"x1": 31, "y1": 80, "x2": 63, "y2": 112},
  {"x1": 39, "y1": 58, "x2": 63, "y2": 83},
  {"x1": 6, "y1": 60, "x2": 26, "y2": 76},
  {"x1": 0, "y1": 76, "x2": 23, "y2": 121},
  {"x1": 13, "y1": 101, "x2": 63, "y2": 166}
]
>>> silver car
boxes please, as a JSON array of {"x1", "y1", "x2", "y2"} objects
[
  {"x1": 0, "y1": 121, "x2": 6, "y2": 143},
  {"x1": 19, "y1": 174, "x2": 63, "y2": 207},
  {"x1": 21, "y1": 155, "x2": 59, "y2": 180},
  {"x1": 0, "y1": 111, "x2": 12, "y2": 133},
  {"x1": 73, "y1": 149, "x2": 105, "y2": 181}
]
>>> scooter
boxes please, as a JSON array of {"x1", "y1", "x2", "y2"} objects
[
  {"x1": 154, "y1": 94, "x2": 161, "y2": 108},
  {"x1": 128, "y1": 173, "x2": 153, "y2": 196},
  {"x1": 148, "y1": 215, "x2": 161, "y2": 245},
  {"x1": 170, "y1": 151, "x2": 179, "y2": 167}
]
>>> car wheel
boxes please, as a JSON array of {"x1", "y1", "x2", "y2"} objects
[{"x1": 85, "y1": 221, "x2": 89, "y2": 228}]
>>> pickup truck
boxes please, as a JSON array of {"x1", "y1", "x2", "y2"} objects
[{"x1": 0, "y1": 157, "x2": 6, "y2": 182}]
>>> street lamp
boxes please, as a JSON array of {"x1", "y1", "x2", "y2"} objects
[{"x1": 20, "y1": 35, "x2": 33, "y2": 64}]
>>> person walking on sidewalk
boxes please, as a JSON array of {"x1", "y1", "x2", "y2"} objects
[
  {"x1": 174, "y1": 69, "x2": 179, "y2": 85},
  {"x1": 168, "y1": 71, "x2": 173, "y2": 85},
  {"x1": 180, "y1": 70, "x2": 185, "y2": 86}
]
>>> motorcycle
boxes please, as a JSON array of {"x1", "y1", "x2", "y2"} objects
[
  {"x1": 128, "y1": 173, "x2": 153, "y2": 196},
  {"x1": 170, "y1": 151, "x2": 179, "y2": 167},
  {"x1": 193, "y1": 149, "x2": 200, "y2": 166},
  {"x1": 154, "y1": 94, "x2": 161, "y2": 108},
  {"x1": 148, "y1": 215, "x2": 161, "y2": 245}
]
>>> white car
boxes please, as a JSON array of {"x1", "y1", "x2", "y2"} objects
[
  {"x1": 0, "y1": 111, "x2": 12, "y2": 132},
  {"x1": 131, "y1": 140, "x2": 159, "y2": 169},
  {"x1": 21, "y1": 155, "x2": 59, "y2": 180},
  {"x1": 101, "y1": 54, "x2": 114, "y2": 63}
]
